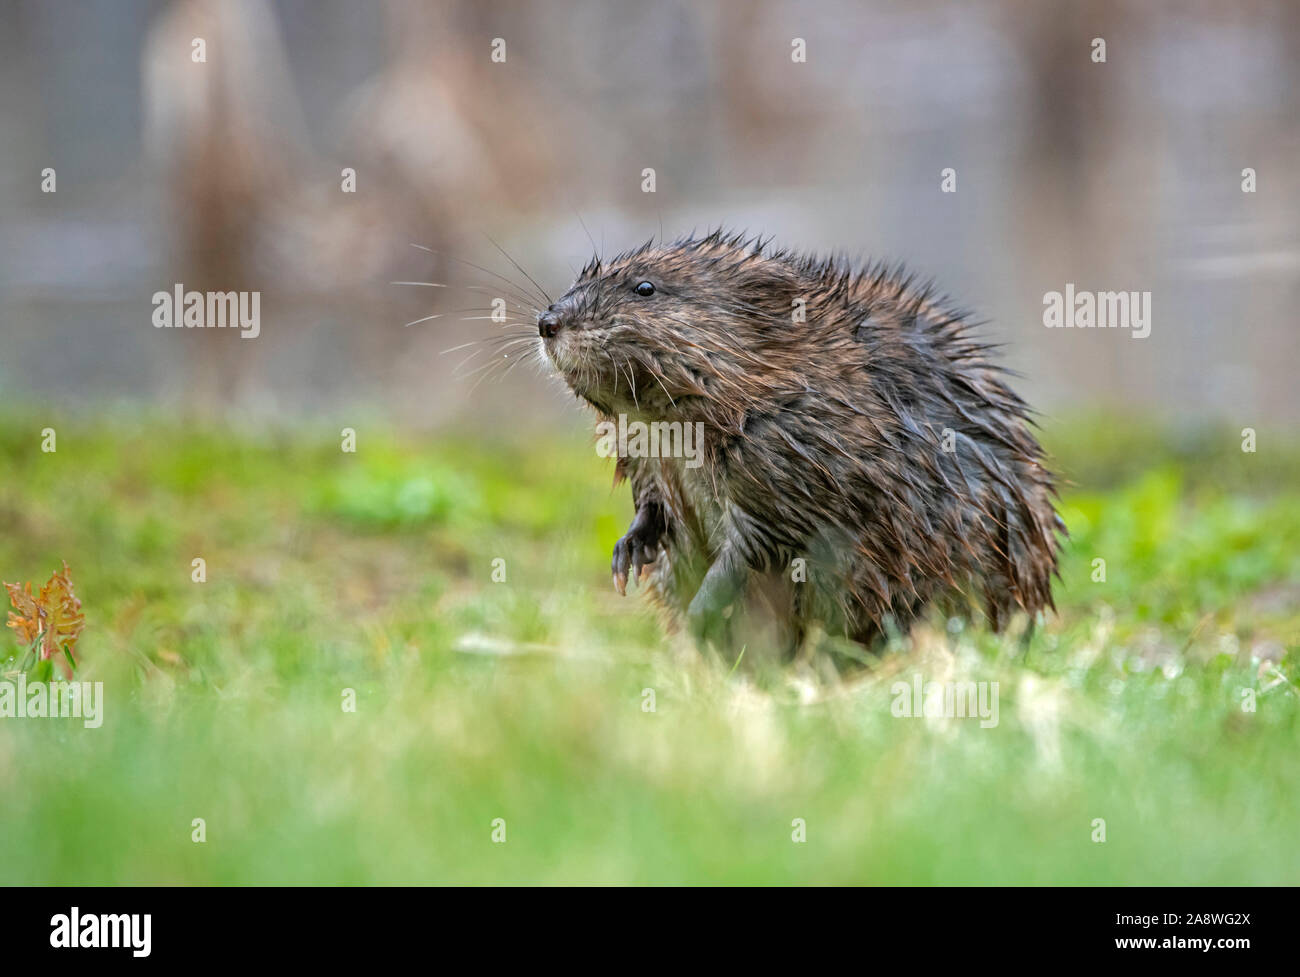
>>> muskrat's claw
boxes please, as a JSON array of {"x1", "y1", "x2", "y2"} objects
[
  {"x1": 612, "y1": 537, "x2": 631, "y2": 595},
  {"x1": 612, "y1": 536, "x2": 654, "y2": 596},
  {"x1": 629, "y1": 540, "x2": 657, "y2": 588},
  {"x1": 611, "y1": 506, "x2": 664, "y2": 596}
]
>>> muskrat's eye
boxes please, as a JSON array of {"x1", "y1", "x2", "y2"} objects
[{"x1": 634, "y1": 281, "x2": 656, "y2": 297}]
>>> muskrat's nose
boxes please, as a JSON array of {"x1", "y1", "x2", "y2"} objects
[{"x1": 538, "y1": 311, "x2": 561, "y2": 338}]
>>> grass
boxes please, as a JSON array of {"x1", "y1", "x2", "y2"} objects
[{"x1": 0, "y1": 410, "x2": 1297, "y2": 883}]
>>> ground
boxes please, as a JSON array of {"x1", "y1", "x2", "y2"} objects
[{"x1": 0, "y1": 412, "x2": 1297, "y2": 883}]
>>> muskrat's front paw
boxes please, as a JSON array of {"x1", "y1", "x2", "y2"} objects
[{"x1": 611, "y1": 520, "x2": 661, "y2": 596}]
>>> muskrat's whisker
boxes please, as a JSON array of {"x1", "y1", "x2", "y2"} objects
[
  {"x1": 407, "y1": 308, "x2": 527, "y2": 328},
  {"x1": 496, "y1": 350, "x2": 532, "y2": 383},
  {"x1": 464, "y1": 367, "x2": 503, "y2": 394},
  {"x1": 488, "y1": 331, "x2": 535, "y2": 344},
  {"x1": 460, "y1": 285, "x2": 542, "y2": 315},
  {"x1": 440, "y1": 341, "x2": 483, "y2": 355},
  {"x1": 478, "y1": 332, "x2": 534, "y2": 351},
  {"x1": 440, "y1": 306, "x2": 516, "y2": 318},
  {"x1": 457, "y1": 284, "x2": 541, "y2": 314},
  {"x1": 465, "y1": 354, "x2": 519, "y2": 395},
  {"x1": 661, "y1": 313, "x2": 768, "y2": 368},
  {"x1": 444, "y1": 334, "x2": 525, "y2": 356},
  {"x1": 576, "y1": 212, "x2": 600, "y2": 258},
  {"x1": 453, "y1": 334, "x2": 535, "y2": 375},
  {"x1": 404, "y1": 312, "x2": 445, "y2": 327},
  {"x1": 482, "y1": 233, "x2": 552, "y2": 306},
  {"x1": 449, "y1": 345, "x2": 489, "y2": 373},
  {"x1": 487, "y1": 337, "x2": 540, "y2": 354},
  {"x1": 453, "y1": 350, "x2": 509, "y2": 381},
  {"x1": 396, "y1": 280, "x2": 538, "y2": 313},
  {"x1": 642, "y1": 361, "x2": 677, "y2": 408},
  {"x1": 391, "y1": 281, "x2": 537, "y2": 316},
  {"x1": 409, "y1": 243, "x2": 547, "y2": 310},
  {"x1": 618, "y1": 354, "x2": 640, "y2": 410},
  {"x1": 612, "y1": 353, "x2": 639, "y2": 410},
  {"x1": 442, "y1": 331, "x2": 534, "y2": 359}
]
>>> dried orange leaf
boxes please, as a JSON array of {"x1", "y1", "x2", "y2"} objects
[
  {"x1": 5, "y1": 562, "x2": 85, "y2": 677},
  {"x1": 39, "y1": 562, "x2": 85, "y2": 670},
  {"x1": 4, "y1": 580, "x2": 41, "y2": 645}
]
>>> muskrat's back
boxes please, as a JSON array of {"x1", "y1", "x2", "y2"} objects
[{"x1": 539, "y1": 230, "x2": 1063, "y2": 655}]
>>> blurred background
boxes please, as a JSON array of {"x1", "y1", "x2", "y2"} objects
[{"x1": 1, "y1": 0, "x2": 1297, "y2": 430}]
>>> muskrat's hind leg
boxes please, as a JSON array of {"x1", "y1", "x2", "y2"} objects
[{"x1": 686, "y1": 542, "x2": 747, "y2": 650}]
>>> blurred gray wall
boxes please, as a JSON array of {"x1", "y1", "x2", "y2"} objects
[{"x1": 1, "y1": 0, "x2": 1297, "y2": 429}]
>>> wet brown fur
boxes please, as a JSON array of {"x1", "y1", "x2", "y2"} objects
[{"x1": 541, "y1": 229, "x2": 1064, "y2": 654}]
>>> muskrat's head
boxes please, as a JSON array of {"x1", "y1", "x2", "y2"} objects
[{"x1": 539, "y1": 231, "x2": 804, "y2": 418}]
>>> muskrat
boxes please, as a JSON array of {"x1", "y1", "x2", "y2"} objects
[{"x1": 538, "y1": 230, "x2": 1063, "y2": 655}]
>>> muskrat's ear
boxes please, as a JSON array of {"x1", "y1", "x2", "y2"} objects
[{"x1": 726, "y1": 263, "x2": 803, "y2": 325}]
